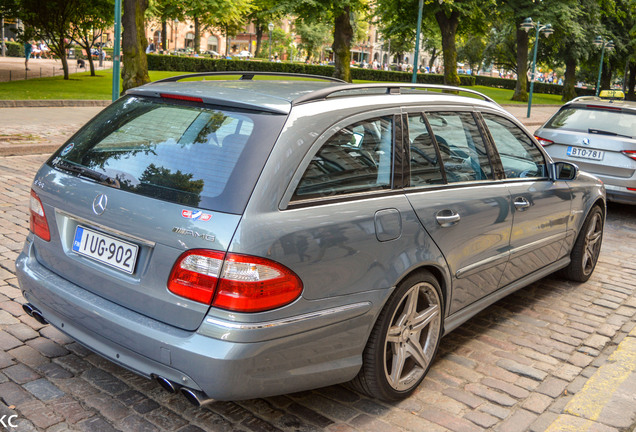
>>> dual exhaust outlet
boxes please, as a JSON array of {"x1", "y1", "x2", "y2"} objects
[
  {"x1": 155, "y1": 376, "x2": 214, "y2": 407},
  {"x1": 23, "y1": 304, "x2": 211, "y2": 407},
  {"x1": 22, "y1": 303, "x2": 48, "y2": 325}
]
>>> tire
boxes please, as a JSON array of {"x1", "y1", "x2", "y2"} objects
[
  {"x1": 350, "y1": 271, "x2": 443, "y2": 401},
  {"x1": 562, "y1": 205, "x2": 604, "y2": 282}
]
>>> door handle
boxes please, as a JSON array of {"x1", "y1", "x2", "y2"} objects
[
  {"x1": 435, "y1": 210, "x2": 461, "y2": 227},
  {"x1": 514, "y1": 197, "x2": 531, "y2": 211}
]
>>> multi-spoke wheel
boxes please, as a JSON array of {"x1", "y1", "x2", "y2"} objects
[
  {"x1": 350, "y1": 271, "x2": 443, "y2": 401},
  {"x1": 562, "y1": 206, "x2": 604, "y2": 282}
]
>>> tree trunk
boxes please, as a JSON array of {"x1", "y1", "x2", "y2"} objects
[
  {"x1": 628, "y1": 63, "x2": 636, "y2": 101},
  {"x1": 122, "y1": 0, "x2": 150, "y2": 93},
  {"x1": 562, "y1": 57, "x2": 577, "y2": 102},
  {"x1": 56, "y1": 36, "x2": 70, "y2": 80},
  {"x1": 513, "y1": 27, "x2": 529, "y2": 102},
  {"x1": 255, "y1": 23, "x2": 263, "y2": 57},
  {"x1": 600, "y1": 62, "x2": 612, "y2": 93},
  {"x1": 87, "y1": 52, "x2": 96, "y2": 76},
  {"x1": 435, "y1": 10, "x2": 460, "y2": 86},
  {"x1": 161, "y1": 20, "x2": 167, "y2": 52},
  {"x1": 332, "y1": 6, "x2": 353, "y2": 82},
  {"x1": 428, "y1": 47, "x2": 438, "y2": 70},
  {"x1": 194, "y1": 17, "x2": 200, "y2": 53}
]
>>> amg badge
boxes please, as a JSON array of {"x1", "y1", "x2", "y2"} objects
[{"x1": 172, "y1": 227, "x2": 216, "y2": 242}]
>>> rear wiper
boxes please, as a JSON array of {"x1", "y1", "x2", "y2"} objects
[
  {"x1": 52, "y1": 158, "x2": 120, "y2": 188},
  {"x1": 588, "y1": 128, "x2": 632, "y2": 138}
]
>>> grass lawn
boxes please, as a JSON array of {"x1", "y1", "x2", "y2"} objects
[{"x1": 0, "y1": 69, "x2": 564, "y2": 106}]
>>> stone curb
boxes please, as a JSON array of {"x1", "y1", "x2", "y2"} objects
[
  {"x1": 0, "y1": 100, "x2": 110, "y2": 108},
  {"x1": 545, "y1": 325, "x2": 636, "y2": 431}
]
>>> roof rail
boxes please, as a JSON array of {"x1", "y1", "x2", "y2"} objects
[
  {"x1": 149, "y1": 71, "x2": 347, "y2": 84},
  {"x1": 291, "y1": 83, "x2": 497, "y2": 105}
]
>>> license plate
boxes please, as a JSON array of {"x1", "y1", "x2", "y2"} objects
[
  {"x1": 567, "y1": 146, "x2": 604, "y2": 161},
  {"x1": 72, "y1": 226, "x2": 138, "y2": 274}
]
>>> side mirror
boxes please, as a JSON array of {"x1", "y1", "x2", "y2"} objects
[{"x1": 552, "y1": 162, "x2": 579, "y2": 181}]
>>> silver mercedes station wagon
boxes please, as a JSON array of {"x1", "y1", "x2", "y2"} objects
[{"x1": 16, "y1": 72, "x2": 605, "y2": 404}]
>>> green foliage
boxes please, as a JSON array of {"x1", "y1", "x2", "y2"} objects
[
  {"x1": 295, "y1": 21, "x2": 332, "y2": 61},
  {"x1": 146, "y1": 54, "x2": 477, "y2": 85},
  {"x1": 475, "y1": 75, "x2": 595, "y2": 96},
  {"x1": 3, "y1": 41, "x2": 24, "y2": 57}
]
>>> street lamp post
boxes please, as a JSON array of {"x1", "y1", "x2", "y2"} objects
[
  {"x1": 412, "y1": 0, "x2": 424, "y2": 83},
  {"x1": 594, "y1": 36, "x2": 615, "y2": 97},
  {"x1": 268, "y1": 23, "x2": 274, "y2": 61},
  {"x1": 520, "y1": 18, "x2": 554, "y2": 118},
  {"x1": 111, "y1": 0, "x2": 122, "y2": 102}
]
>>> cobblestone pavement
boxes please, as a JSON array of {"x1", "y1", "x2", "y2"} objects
[{"x1": 0, "y1": 154, "x2": 635, "y2": 432}]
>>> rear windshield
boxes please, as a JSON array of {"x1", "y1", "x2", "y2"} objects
[
  {"x1": 545, "y1": 106, "x2": 636, "y2": 138},
  {"x1": 48, "y1": 95, "x2": 286, "y2": 214}
]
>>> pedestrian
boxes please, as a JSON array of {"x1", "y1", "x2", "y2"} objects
[{"x1": 24, "y1": 41, "x2": 33, "y2": 70}]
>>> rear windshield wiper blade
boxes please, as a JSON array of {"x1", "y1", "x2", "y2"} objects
[
  {"x1": 52, "y1": 158, "x2": 120, "y2": 188},
  {"x1": 588, "y1": 128, "x2": 632, "y2": 138}
]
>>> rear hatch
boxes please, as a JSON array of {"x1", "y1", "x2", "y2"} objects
[
  {"x1": 536, "y1": 104, "x2": 636, "y2": 180},
  {"x1": 32, "y1": 94, "x2": 287, "y2": 330}
]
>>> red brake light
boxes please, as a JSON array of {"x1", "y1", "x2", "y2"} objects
[
  {"x1": 167, "y1": 250, "x2": 303, "y2": 312},
  {"x1": 29, "y1": 190, "x2": 50, "y2": 241},
  {"x1": 159, "y1": 93, "x2": 204, "y2": 103},
  {"x1": 622, "y1": 150, "x2": 636, "y2": 161},
  {"x1": 586, "y1": 104, "x2": 621, "y2": 111},
  {"x1": 534, "y1": 135, "x2": 554, "y2": 146},
  {"x1": 168, "y1": 250, "x2": 224, "y2": 304}
]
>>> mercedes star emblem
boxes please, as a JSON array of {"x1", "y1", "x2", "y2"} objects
[{"x1": 92, "y1": 194, "x2": 108, "y2": 215}]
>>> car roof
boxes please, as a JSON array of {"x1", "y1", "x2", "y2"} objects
[
  {"x1": 567, "y1": 96, "x2": 636, "y2": 111},
  {"x1": 125, "y1": 72, "x2": 500, "y2": 115}
]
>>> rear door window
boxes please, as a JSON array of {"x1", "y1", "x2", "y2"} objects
[
  {"x1": 407, "y1": 113, "x2": 444, "y2": 186},
  {"x1": 426, "y1": 112, "x2": 493, "y2": 183},
  {"x1": 49, "y1": 96, "x2": 285, "y2": 214}
]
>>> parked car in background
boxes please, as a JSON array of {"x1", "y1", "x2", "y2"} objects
[
  {"x1": 16, "y1": 73, "x2": 605, "y2": 405},
  {"x1": 535, "y1": 97, "x2": 636, "y2": 204}
]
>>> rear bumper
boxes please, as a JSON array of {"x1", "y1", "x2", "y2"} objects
[
  {"x1": 604, "y1": 184, "x2": 636, "y2": 205},
  {"x1": 16, "y1": 238, "x2": 382, "y2": 400}
]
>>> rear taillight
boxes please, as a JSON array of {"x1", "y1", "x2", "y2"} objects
[
  {"x1": 29, "y1": 189, "x2": 50, "y2": 241},
  {"x1": 534, "y1": 136, "x2": 554, "y2": 146},
  {"x1": 621, "y1": 150, "x2": 636, "y2": 161},
  {"x1": 167, "y1": 250, "x2": 303, "y2": 312}
]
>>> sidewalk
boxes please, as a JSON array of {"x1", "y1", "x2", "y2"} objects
[{"x1": 0, "y1": 56, "x2": 113, "y2": 82}]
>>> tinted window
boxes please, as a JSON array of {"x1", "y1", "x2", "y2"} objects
[
  {"x1": 293, "y1": 116, "x2": 393, "y2": 200},
  {"x1": 545, "y1": 106, "x2": 636, "y2": 138},
  {"x1": 49, "y1": 96, "x2": 285, "y2": 214},
  {"x1": 483, "y1": 114, "x2": 547, "y2": 178},
  {"x1": 427, "y1": 112, "x2": 493, "y2": 183},
  {"x1": 407, "y1": 113, "x2": 444, "y2": 186}
]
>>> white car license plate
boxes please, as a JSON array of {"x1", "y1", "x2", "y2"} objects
[
  {"x1": 567, "y1": 146, "x2": 604, "y2": 161},
  {"x1": 72, "y1": 226, "x2": 138, "y2": 274}
]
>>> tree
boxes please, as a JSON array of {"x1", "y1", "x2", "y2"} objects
[
  {"x1": 122, "y1": 0, "x2": 150, "y2": 91},
  {"x1": 279, "y1": 0, "x2": 368, "y2": 82},
  {"x1": 16, "y1": 0, "x2": 81, "y2": 79},
  {"x1": 246, "y1": 0, "x2": 284, "y2": 57},
  {"x1": 0, "y1": 0, "x2": 19, "y2": 56},
  {"x1": 73, "y1": 0, "x2": 115, "y2": 76},
  {"x1": 457, "y1": 35, "x2": 485, "y2": 74},
  {"x1": 374, "y1": 0, "x2": 491, "y2": 85},
  {"x1": 295, "y1": 21, "x2": 331, "y2": 62},
  {"x1": 183, "y1": 0, "x2": 251, "y2": 54}
]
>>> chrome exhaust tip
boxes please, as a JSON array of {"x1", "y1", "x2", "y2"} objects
[
  {"x1": 180, "y1": 387, "x2": 214, "y2": 407},
  {"x1": 31, "y1": 310, "x2": 48, "y2": 325},
  {"x1": 22, "y1": 303, "x2": 34, "y2": 316},
  {"x1": 155, "y1": 376, "x2": 178, "y2": 393}
]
